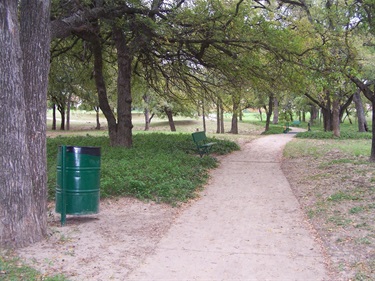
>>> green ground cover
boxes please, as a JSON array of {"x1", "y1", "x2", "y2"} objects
[{"x1": 47, "y1": 133, "x2": 240, "y2": 205}]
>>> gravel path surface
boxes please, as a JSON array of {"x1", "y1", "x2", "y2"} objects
[{"x1": 127, "y1": 132, "x2": 330, "y2": 280}]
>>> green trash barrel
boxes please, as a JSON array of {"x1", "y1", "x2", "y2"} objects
[{"x1": 56, "y1": 146, "x2": 101, "y2": 215}]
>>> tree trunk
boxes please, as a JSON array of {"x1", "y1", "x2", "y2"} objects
[
  {"x1": 321, "y1": 107, "x2": 332, "y2": 131},
  {"x1": 220, "y1": 102, "x2": 224, "y2": 133},
  {"x1": 113, "y1": 27, "x2": 133, "y2": 146},
  {"x1": 347, "y1": 75, "x2": 375, "y2": 161},
  {"x1": 66, "y1": 92, "x2": 72, "y2": 130},
  {"x1": 88, "y1": 30, "x2": 134, "y2": 147},
  {"x1": 371, "y1": 99, "x2": 375, "y2": 162},
  {"x1": 353, "y1": 90, "x2": 368, "y2": 132},
  {"x1": 91, "y1": 37, "x2": 117, "y2": 137},
  {"x1": 272, "y1": 97, "x2": 279, "y2": 124},
  {"x1": 258, "y1": 108, "x2": 263, "y2": 122},
  {"x1": 202, "y1": 100, "x2": 206, "y2": 132},
  {"x1": 143, "y1": 94, "x2": 150, "y2": 131},
  {"x1": 0, "y1": 0, "x2": 50, "y2": 249},
  {"x1": 230, "y1": 112, "x2": 238, "y2": 134},
  {"x1": 164, "y1": 107, "x2": 176, "y2": 131},
  {"x1": 144, "y1": 107, "x2": 151, "y2": 131},
  {"x1": 216, "y1": 99, "x2": 220, "y2": 134},
  {"x1": 230, "y1": 95, "x2": 240, "y2": 134},
  {"x1": 58, "y1": 106, "x2": 65, "y2": 130},
  {"x1": 94, "y1": 106, "x2": 101, "y2": 130},
  {"x1": 52, "y1": 104, "x2": 57, "y2": 130},
  {"x1": 264, "y1": 94, "x2": 274, "y2": 131},
  {"x1": 332, "y1": 98, "x2": 340, "y2": 137},
  {"x1": 310, "y1": 104, "x2": 318, "y2": 125},
  {"x1": 306, "y1": 91, "x2": 353, "y2": 132}
]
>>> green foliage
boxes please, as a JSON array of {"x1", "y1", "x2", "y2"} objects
[
  {"x1": 47, "y1": 133, "x2": 239, "y2": 205},
  {"x1": 0, "y1": 252, "x2": 68, "y2": 281},
  {"x1": 327, "y1": 191, "x2": 361, "y2": 202},
  {"x1": 297, "y1": 130, "x2": 372, "y2": 140},
  {"x1": 296, "y1": 123, "x2": 372, "y2": 140},
  {"x1": 260, "y1": 125, "x2": 287, "y2": 135}
]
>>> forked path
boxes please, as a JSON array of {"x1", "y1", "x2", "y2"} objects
[{"x1": 128, "y1": 132, "x2": 330, "y2": 281}]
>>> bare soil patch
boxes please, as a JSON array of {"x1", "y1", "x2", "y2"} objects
[
  {"x1": 17, "y1": 198, "x2": 183, "y2": 280},
  {"x1": 282, "y1": 141, "x2": 375, "y2": 280}
]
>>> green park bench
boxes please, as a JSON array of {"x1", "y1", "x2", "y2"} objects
[
  {"x1": 192, "y1": 131, "x2": 216, "y2": 157},
  {"x1": 283, "y1": 120, "x2": 301, "y2": 133},
  {"x1": 291, "y1": 120, "x2": 301, "y2": 126}
]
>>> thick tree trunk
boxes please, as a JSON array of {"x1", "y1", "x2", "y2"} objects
[
  {"x1": 113, "y1": 27, "x2": 133, "y2": 146},
  {"x1": 230, "y1": 113, "x2": 238, "y2": 134},
  {"x1": 322, "y1": 108, "x2": 332, "y2": 131},
  {"x1": 310, "y1": 104, "x2": 318, "y2": 125},
  {"x1": 332, "y1": 98, "x2": 340, "y2": 137},
  {"x1": 353, "y1": 90, "x2": 368, "y2": 132},
  {"x1": 347, "y1": 75, "x2": 375, "y2": 161},
  {"x1": 164, "y1": 107, "x2": 176, "y2": 131},
  {"x1": 21, "y1": 0, "x2": 50, "y2": 247},
  {"x1": 230, "y1": 96, "x2": 240, "y2": 134},
  {"x1": 89, "y1": 32, "x2": 131, "y2": 146},
  {"x1": 0, "y1": 0, "x2": 50, "y2": 249},
  {"x1": 272, "y1": 97, "x2": 279, "y2": 124}
]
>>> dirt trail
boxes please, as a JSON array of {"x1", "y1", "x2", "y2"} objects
[{"x1": 18, "y1": 132, "x2": 330, "y2": 280}]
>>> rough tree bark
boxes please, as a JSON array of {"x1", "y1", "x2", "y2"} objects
[
  {"x1": 113, "y1": 26, "x2": 133, "y2": 146},
  {"x1": 0, "y1": 0, "x2": 50, "y2": 248},
  {"x1": 310, "y1": 104, "x2": 319, "y2": 125},
  {"x1": 348, "y1": 75, "x2": 375, "y2": 161},
  {"x1": 230, "y1": 95, "x2": 240, "y2": 134},
  {"x1": 353, "y1": 90, "x2": 368, "y2": 132},
  {"x1": 164, "y1": 107, "x2": 176, "y2": 131}
]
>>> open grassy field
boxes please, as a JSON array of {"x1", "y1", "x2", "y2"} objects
[{"x1": 46, "y1": 109, "x2": 266, "y2": 139}]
